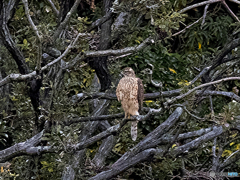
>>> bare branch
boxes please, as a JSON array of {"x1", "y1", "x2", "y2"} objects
[
  {"x1": 85, "y1": 37, "x2": 154, "y2": 57},
  {"x1": 0, "y1": 130, "x2": 44, "y2": 162},
  {"x1": 64, "y1": 36, "x2": 155, "y2": 69},
  {"x1": 170, "y1": 126, "x2": 224, "y2": 157},
  {"x1": 22, "y1": 0, "x2": 41, "y2": 40},
  {"x1": 0, "y1": 32, "x2": 83, "y2": 87},
  {"x1": 46, "y1": 0, "x2": 59, "y2": 17},
  {"x1": 165, "y1": 77, "x2": 240, "y2": 106},
  {"x1": 222, "y1": 0, "x2": 240, "y2": 22},
  {"x1": 198, "y1": 90, "x2": 240, "y2": 102},
  {"x1": 189, "y1": 66, "x2": 211, "y2": 85},
  {"x1": 220, "y1": 149, "x2": 240, "y2": 169},
  {"x1": 53, "y1": 0, "x2": 81, "y2": 41},
  {"x1": 178, "y1": 0, "x2": 222, "y2": 14}
]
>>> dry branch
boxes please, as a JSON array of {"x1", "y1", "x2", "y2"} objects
[{"x1": 0, "y1": 36, "x2": 154, "y2": 87}]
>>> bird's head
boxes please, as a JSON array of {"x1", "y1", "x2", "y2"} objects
[{"x1": 122, "y1": 67, "x2": 135, "y2": 77}]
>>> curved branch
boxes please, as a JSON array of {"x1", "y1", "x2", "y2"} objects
[{"x1": 199, "y1": 90, "x2": 240, "y2": 102}]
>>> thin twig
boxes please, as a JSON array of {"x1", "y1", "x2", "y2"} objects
[
  {"x1": 171, "y1": 104, "x2": 204, "y2": 120},
  {"x1": 222, "y1": 0, "x2": 240, "y2": 22},
  {"x1": 172, "y1": 17, "x2": 203, "y2": 36},
  {"x1": 22, "y1": 0, "x2": 42, "y2": 72}
]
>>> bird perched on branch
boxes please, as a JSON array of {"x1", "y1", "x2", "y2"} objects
[{"x1": 116, "y1": 67, "x2": 144, "y2": 141}]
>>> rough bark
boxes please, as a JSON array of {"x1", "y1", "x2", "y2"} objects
[{"x1": 87, "y1": 0, "x2": 113, "y2": 91}]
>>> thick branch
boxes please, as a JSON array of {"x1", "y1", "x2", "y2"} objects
[
  {"x1": 229, "y1": 0, "x2": 240, "y2": 5},
  {"x1": 89, "y1": 148, "x2": 157, "y2": 180},
  {"x1": 170, "y1": 126, "x2": 224, "y2": 157},
  {"x1": 0, "y1": 130, "x2": 44, "y2": 162},
  {"x1": 199, "y1": 90, "x2": 240, "y2": 102}
]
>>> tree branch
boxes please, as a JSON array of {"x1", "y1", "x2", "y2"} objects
[
  {"x1": 229, "y1": 0, "x2": 240, "y2": 5},
  {"x1": 222, "y1": 0, "x2": 240, "y2": 22},
  {"x1": 172, "y1": 17, "x2": 203, "y2": 36},
  {"x1": 201, "y1": 4, "x2": 209, "y2": 28},
  {"x1": 0, "y1": 32, "x2": 83, "y2": 87},
  {"x1": 178, "y1": 0, "x2": 222, "y2": 14},
  {"x1": 87, "y1": 11, "x2": 113, "y2": 32},
  {"x1": 53, "y1": 0, "x2": 81, "y2": 41},
  {"x1": 0, "y1": 130, "x2": 44, "y2": 162},
  {"x1": 165, "y1": 77, "x2": 240, "y2": 106},
  {"x1": 22, "y1": 0, "x2": 42, "y2": 72},
  {"x1": 46, "y1": 0, "x2": 59, "y2": 17}
]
